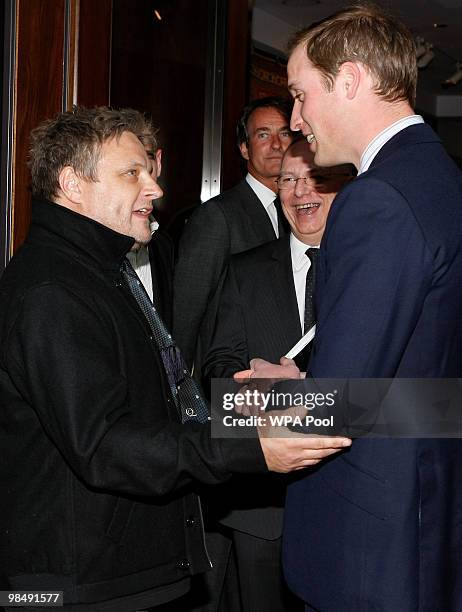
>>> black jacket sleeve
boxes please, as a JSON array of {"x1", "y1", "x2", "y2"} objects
[{"x1": 4, "y1": 283, "x2": 267, "y2": 499}]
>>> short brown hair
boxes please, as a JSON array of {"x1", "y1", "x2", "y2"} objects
[
  {"x1": 29, "y1": 106, "x2": 157, "y2": 201},
  {"x1": 288, "y1": 3, "x2": 417, "y2": 107}
]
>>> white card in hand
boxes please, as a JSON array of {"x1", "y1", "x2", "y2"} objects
[{"x1": 284, "y1": 324, "x2": 316, "y2": 359}]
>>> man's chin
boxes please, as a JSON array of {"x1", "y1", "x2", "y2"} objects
[{"x1": 130, "y1": 234, "x2": 152, "y2": 251}]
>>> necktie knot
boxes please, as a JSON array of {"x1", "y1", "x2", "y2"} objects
[{"x1": 305, "y1": 247, "x2": 319, "y2": 264}]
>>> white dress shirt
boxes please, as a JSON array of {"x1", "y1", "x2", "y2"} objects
[
  {"x1": 290, "y1": 233, "x2": 320, "y2": 333},
  {"x1": 125, "y1": 218, "x2": 159, "y2": 302},
  {"x1": 358, "y1": 115, "x2": 424, "y2": 175},
  {"x1": 246, "y1": 173, "x2": 279, "y2": 238},
  {"x1": 126, "y1": 246, "x2": 153, "y2": 302}
]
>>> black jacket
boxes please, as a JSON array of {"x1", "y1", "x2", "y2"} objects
[
  {"x1": 0, "y1": 199, "x2": 266, "y2": 608},
  {"x1": 148, "y1": 228, "x2": 174, "y2": 327},
  {"x1": 173, "y1": 179, "x2": 281, "y2": 370}
]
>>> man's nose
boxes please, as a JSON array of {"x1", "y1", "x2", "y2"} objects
[
  {"x1": 294, "y1": 177, "x2": 315, "y2": 197},
  {"x1": 145, "y1": 173, "x2": 163, "y2": 200},
  {"x1": 270, "y1": 134, "x2": 282, "y2": 150},
  {"x1": 290, "y1": 104, "x2": 302, "y2": 132}
]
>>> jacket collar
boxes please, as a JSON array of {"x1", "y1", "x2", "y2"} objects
[
  {"x1": 370, "y1": 123, "x2": 440, "y2": 170},
  {"x1": 270, "y1": 232, "x2": 292, "y2": 261},
  {"x1": 29, "y1": 198, "x2": 135, "y2": 271}
]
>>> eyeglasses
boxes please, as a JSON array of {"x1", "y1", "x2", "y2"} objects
[{"x1": 275, "y1": 173, "x2": 352, "y2": 191}]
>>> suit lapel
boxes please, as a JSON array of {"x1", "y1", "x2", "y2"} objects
[
  {"x1": 274, "y1": 196, "x2": 290, "y2": 237},
  {"x1": 148, "y1": 237, "x2": 172, "y2": 327},
  {"x1": 269, "y1": 236, "x2": 302, "y2": 343},
  {"x1": 236, "y1": 180, "x2": 278, "y2": 242}
]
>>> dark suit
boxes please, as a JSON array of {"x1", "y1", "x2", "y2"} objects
[
  {"x1": 204, "y1": 234, "x2": 300, "y2": 380},
  {"x1": 284, "y1": 123, "x2": 462, "y2": 611},
  {"x1": 148, "y1": 229, "x2": 174, "y2": 327},
  {"x1": 173, "y1": 179, "x2": 283, "y2": 371},
  {"x1": 202, "y1": 235, "x2": 304, "y2": 611}
]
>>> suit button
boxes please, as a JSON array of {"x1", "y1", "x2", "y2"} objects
[
  {"x1": 178, "y1": 559, "x2": 190, "y2": 570},
  {"x1": 185, "y1": 516, "x2": 195, "y2": 527}
]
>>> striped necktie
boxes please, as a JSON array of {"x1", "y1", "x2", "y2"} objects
[{"x1": 121, "y1": 258, "x2": 209, "y2": 424}]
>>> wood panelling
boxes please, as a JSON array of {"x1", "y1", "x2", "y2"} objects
[
  {"x1": 110, "y1": 0, "x2": 208, "y2": 231},
  {"x1": 11, "y1": 0, "x2": 112, "y2": 253},
  {"x1": 13, "y1": 0, "x2": 65, "y2": 252},
  {"x1": 76, "y1": 0, "x2": 112, "y2": 106}
]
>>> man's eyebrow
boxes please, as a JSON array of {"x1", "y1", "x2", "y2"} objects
[
  {"x1": 124, "y1": 160, "x2": 147, "y2": 167},
  {"x1": 254, "y1": 125, "x2": 290, "y2": 132},
  {"x1": 118, "y1": 160, "x2": 148, "y2": 172}
]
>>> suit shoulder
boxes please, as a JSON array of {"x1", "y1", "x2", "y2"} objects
[
  {"x1": 203, "y1": 180, "x2": 255, "y2": 211},
  {"x1": 184, "y1": 180, "x2": 255, "y2": 231},
  {"x1": 230, "y1": 237, "x2": 283, "y2": 270}
]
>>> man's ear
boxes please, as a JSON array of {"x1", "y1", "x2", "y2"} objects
[
  {"x1": 239, "y1": 141, "x2": 250, "y2": 161},
  {"x1": 155, "y1": 148, "x2": 162, "y2": 177},
  {"x1": 338, "y1": 61, "x2": 361, "y2": 100},
  {"x1": 58, "y1": 166, "x2": 83, "y2": 203}
]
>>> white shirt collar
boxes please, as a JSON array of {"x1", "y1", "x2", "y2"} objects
[
  {"x1": 246, "y1": 173, "x2": 277, "y2": 209},
  {"x1": 358, "y1": 115, "x2": 424, "y2": 175},
  {"x1": 149, "y1": 217, "x2": 159, "y2": 234},
  {"x1": 290, "y1": 233, "x2": 319, "y2": 271},
  {"x1": 126, "y1": 245, "x2": 153, "y2": 302}
]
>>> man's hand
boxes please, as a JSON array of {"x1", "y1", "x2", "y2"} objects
[
  {"x1": 259, "y1": 432, "x2": 351, "y2": 472},
  {"x1": 234, "y1": 356, "x2": 302, "y2": 382},
  {"x1": 257, "y1": 406, "x2": 351, "y2": 472}
]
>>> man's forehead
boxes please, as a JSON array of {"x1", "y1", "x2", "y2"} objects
[
  {"x1": 101, "y1": 131, "x2": 148, "y2": 162},
  {"x1": 288, "y1": 47, "x2": 316, "y2": 88},
  {"x1": 248, "y1": 107, "x2": 288, "y2": 129},
  {"x1": 281, "y1": 155, "x2": 316, "y2": 174},
  {"x1": 282, "y1": 142, "x2": 315, "y2": 170}
]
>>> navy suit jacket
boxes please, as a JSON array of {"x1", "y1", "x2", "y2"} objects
[{"x1": 283, "y1": 124, "x2": 462, "y2": 611}]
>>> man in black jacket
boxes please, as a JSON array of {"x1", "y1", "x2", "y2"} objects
[{"x1": 0, "y1": 107, "x2": 350, "y2": 611}]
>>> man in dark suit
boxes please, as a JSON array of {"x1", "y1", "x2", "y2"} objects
[
  {"x1": 202, "y1": 139, "x2": 353, "y2": 611},
  {"x1": 173, "y1": 97, "x2": 293, "y2": 372},
  {"x1": 248, "y1": 4, "x2": 462, "y2": 610}
]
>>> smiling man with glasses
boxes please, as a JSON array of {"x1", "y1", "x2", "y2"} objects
[{"x1": 201, "y1": 139, "x2": 353, "y2": 612}]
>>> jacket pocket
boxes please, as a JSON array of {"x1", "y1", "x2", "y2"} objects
[{"x1": 319, "y1": 455, "x2": 389, "y2": 520}]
